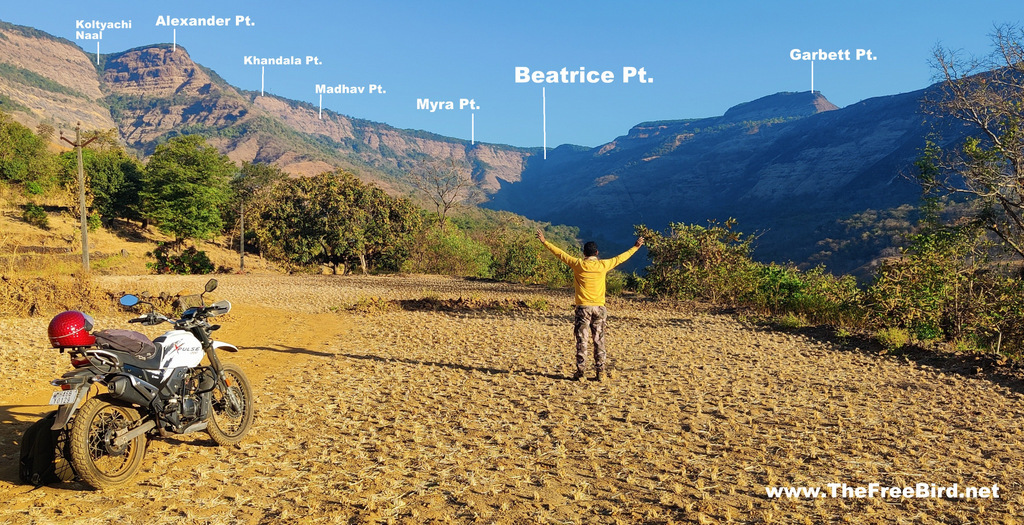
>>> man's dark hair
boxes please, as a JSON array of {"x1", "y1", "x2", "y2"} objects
[{"x1": 583, "y1": 241, "x2": 599, "y2": 257}]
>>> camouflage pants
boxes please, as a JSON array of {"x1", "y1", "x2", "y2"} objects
[{"x1": 574, "y1": 305, "x2": 608, "y2": 373}]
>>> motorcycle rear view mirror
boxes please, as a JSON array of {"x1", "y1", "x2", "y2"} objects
[
  {"x1": 119, "y1": 294, "x2": 140, "y2": 307},
  {"x1": 205, "y1": 279, "x2": 218, "y2": 293}
]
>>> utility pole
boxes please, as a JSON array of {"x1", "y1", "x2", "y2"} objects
[
  {"x1": 60, "y1": 123, "x2": 97, "y2": 272},
  {"x1": 239, "y1": 201, "x2": 245, "y2": 272}
]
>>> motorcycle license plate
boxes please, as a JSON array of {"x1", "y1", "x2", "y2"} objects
[{"x1": 48, "y1": 389, "x2": 79, "y2": 406}]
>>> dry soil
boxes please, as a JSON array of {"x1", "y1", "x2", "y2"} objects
[{"x1": 1, "y1": 274, "x2": 1023, "y2": 524}]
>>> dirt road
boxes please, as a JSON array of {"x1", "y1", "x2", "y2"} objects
[{"x1": 2, "y1": 274, "x2": 1022, "y2": 523}]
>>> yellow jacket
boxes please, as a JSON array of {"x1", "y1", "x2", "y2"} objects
[{"x1": 541, "y1": 240, "x2": 639, "y2": 306}]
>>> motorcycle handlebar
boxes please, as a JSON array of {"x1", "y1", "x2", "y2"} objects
[
  {"x1": 125, "y1": 302, "x2": 226, "y2": 329},
  {"x1": 126, "y1": 313, "x2": 173, "y2": 326}
]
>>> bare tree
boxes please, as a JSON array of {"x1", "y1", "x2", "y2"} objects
[
  {"x1": 410, "y1": 158, "x2": 475, "y2": 231},
  {"x1": 922, "y1": 24, "x2": 1024, "y2": 258}
]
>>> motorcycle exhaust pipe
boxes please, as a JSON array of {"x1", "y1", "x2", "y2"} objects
[{"x1": 108, "y1": 375, "x2": 157, "y2": 407}]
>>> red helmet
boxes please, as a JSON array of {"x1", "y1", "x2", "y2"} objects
[{"x1": 48, "y1": 311, "x2": 96, "y2": 348}]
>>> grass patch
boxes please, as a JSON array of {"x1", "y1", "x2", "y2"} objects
[
  {"x1": 876, "y1": 327, "x2": 910, "y2": 352},
  {"x1": 775, "y1": 312, "x2": 807, "y2": 330},
  {"x1": 0, "y1": 63, "x2": 86, "y2": 98}
]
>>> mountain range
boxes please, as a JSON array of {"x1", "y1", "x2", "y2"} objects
[
  {"x1": 487, "y1": 88, "x2": 945, "y2": 273},
  {"x1": 0, "y1": 20, "x2": 956, "y2": 275}
]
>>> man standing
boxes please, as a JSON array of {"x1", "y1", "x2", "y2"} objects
[{"x1": 536, "y1": 230, "x2": 644, "y2": 381}]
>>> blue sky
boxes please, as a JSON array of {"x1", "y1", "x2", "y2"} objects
[{"x1": 2, "y1": 0, "x2": 1020, "y2": 148}]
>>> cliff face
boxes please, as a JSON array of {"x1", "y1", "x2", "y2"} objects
[
  {"x1": 721, "y1": 91, "x2": 838, "y2": 123},
  {"x1": 102, "y1": 46, "x2": 252, "y2": 147},
  {"x1": 0, "y1": 22, "x2": 114, "y2": 132},
  {"x1": 99, "y1": 43, "x2": 536, "y2": 186},
  {"x1": 484, "y1": 90, "x2": 938, "y2": 273},
  {"x1": 0, "y1": 21, "x2": 955, "y2": 273},
  {"x1": 0, "y1": 21, "x2": 535, "y2": 189},
  {"x1": 247, "y1": 94, "x2": 533, "y2": 189}
]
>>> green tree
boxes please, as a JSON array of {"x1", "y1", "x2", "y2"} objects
[
  {"x1": 228, "y1": 161, "x2": 287, "y2": 262},
  {"x1": 356, "y1": 177, "x2": 423, "y2": 272},
  {"x1": 141, "y1": 135, "x2": 235, "y2": 242},
  {"x1": 923, "y1": 24, "x2": 1024, "y2": 259},
  {"x1": 232, "y1": 161, "x2": 287, "y2": 205},
  {"x1": 0, "y1": 111, "x2": 54, "y2": 185},
  {"x1": 254, "y1": 170, "x2": 421, "y2": 273},
  {"x1": 58, "y1": 147, "x2": 144, "y2": 223}
]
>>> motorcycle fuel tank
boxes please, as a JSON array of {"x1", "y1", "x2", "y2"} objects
[{"x1": 152, "y1": 330, "x2": 204, "y2": 377}]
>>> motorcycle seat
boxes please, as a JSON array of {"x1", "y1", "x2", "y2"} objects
[{"x1": 110, "y1": 348, "x2": 164, "y2": 370}]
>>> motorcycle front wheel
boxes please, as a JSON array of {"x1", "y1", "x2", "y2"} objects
[
  {"x1": 68, "y1": 395, "x2": 147, "y2": 490},
  {"x1": 207, "y1": 362, "x2": 254, "y2": 446}
]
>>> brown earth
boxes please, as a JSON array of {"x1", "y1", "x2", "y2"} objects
[{"x1": 1, "y1": 273, "x2": 1024, "y2": 524}]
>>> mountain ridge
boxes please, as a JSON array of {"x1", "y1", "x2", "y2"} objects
[
  {"x1": 484, "y1": 86, "x2": 942, "y2": 274},
  {"x1": 0, "y1": 20, "x2": 948, "y2": 273}
]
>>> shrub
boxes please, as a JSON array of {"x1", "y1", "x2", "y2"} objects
[
  {"x1": 754, "y1": 263, "x2": 807, "y2": 313},
  {"x1": 866, "y1": 231, "x2": 964, "y2": 336},
  {"x1": 409, "y1": 226, "x2": 492, "y2": 278},
  {"x1": 959, "y1": 274, "x2": 1024, "y2": 353},
  {"x1": 490, "y1": 237, "x2": 539, "y2": 282},
  {"x1": 24, "y1": 180, "x2": 43, "y2": 195},
  {"x1": 635, "y1": 219, "x2": 759, "y2": 303},
  {"x1": 785, "y1": 267, "x2": 865, "y2": 327},
  {"x1": 21, "y1": 203, "x2": 48, "y2": 229},
  {"x1": 606, "y1": 269, "x2": 627, "y2": 296},
  {"x1": 146, "y1": 243, "x2": 215, "y2": 275},
  {"x1": 864, "y1": 226, "x2": 1024, "y2": 355},
  {"x1": 866, "y1": 227, "x2": 981, "y2": 339}
]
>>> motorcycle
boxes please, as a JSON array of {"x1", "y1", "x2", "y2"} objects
[{"x1": 45, "y1": 278, "x2": 254, "y2": 489}]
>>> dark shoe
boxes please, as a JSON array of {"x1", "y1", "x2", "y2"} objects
[
  {"x1": 572, "y1": 371, "x2": 585, "y2": 381},
  {"x1": 595, "y1": 370, "x2": 604, "y2": 382}
]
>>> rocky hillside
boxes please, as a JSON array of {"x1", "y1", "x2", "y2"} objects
[
  {"x1": 0, "y1": 20, "x2": 957, "y2": 273},
  {"x1": 0, "y1": 22, "x2": 114, "y2": 132},
  {"x1": 98, "y1": 44, "x2": 537, "y2": 189},
  {"x1": 0, "y1": 20, "x2": 536, "y2": 191},
  {"x1": 485, "y1": 90, "x2": 943, "y2": 274}
]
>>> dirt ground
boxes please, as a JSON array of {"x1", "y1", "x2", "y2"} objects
[{"x1": 1, "y1": 273, "x2": 1023, "y2": 524}]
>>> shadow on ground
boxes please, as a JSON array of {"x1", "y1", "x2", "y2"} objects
[{"x1": 339, "y1": 353, "x2": 571, "y2": 381}]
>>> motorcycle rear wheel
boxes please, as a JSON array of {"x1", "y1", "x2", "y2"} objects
[
  {"x1": 207, "y1": 362, "x2": 254, "y2": 446},
  {"x1": 69, "y1": 395, "x2": 147, "y2": 490}
]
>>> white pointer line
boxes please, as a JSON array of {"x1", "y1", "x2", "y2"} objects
[
  {"x1": 96, "y1": 42, "x2": 100, "y2": 65},
  {"x1": 319, "y1": 94, "x2": 323, "y2": 120},
  {"x1": 261, "y1": 66, "x2": 265, "y2": 96},
  {"x1": 811, "y1": 60, "x2": 815, "y2": 93},
  {"x1": 173, "y1": 29, "x2": 176, "y2": 51},
  {"x1": 542, "y1": 87, "x2": 547, "y2": 160},
  {"x1": 471, "y1": 113, "x2": 475, "y2": 145}
]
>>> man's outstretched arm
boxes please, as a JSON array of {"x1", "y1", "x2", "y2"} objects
[
  {"x1": 606, "y1": 236, "x2": 645, "y2": 267},
  {"x1": 536, "y1": 229, "x2": 579, "y2": 266}
]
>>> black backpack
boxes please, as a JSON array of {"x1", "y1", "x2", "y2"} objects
[
  {"x1": 93, "y1": 329, "x2": 157, "y2": 359},
  {"x1": 19, "y1": 411, "x2": 76, "y2": 486}
]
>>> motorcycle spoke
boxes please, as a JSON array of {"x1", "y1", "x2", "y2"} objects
[{"x1": 86, "y1": 407, "x2": 135, "y2": 474}]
